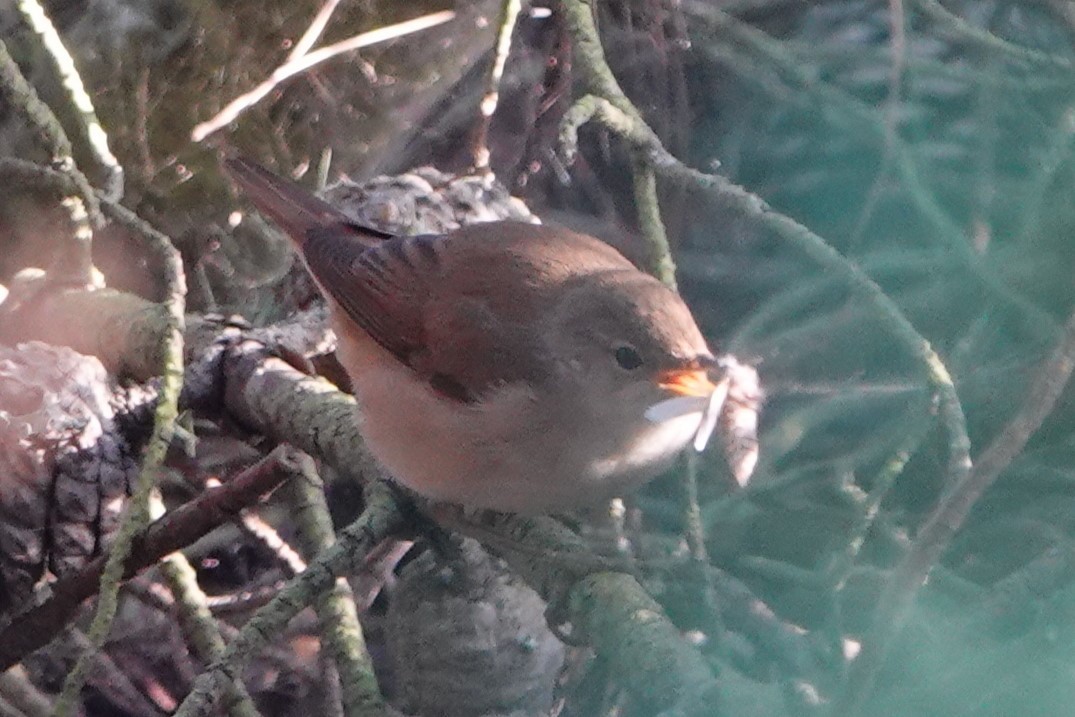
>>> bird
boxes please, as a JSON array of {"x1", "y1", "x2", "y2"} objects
[{"x1": 224, "y1": 157, "x2": 731, "y2": 513}]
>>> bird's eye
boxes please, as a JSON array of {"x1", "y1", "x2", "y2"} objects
[{"x1": 614, "y1": 345, "x2": 644, "y2": 370}]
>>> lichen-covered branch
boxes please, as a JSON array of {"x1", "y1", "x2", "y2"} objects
[
  {"x1": 155, "y1": 495, "x2": 261, "y2": 717},
  {"x1": 52, "y1": 169, "x2": 187, "y2": 716},
  {"x1": 287, "y1": 453, "x2": 387, "y2": 717},
  {"x1": 430, "y1": 506, "x2": 721, "y2": 715},
  {"x1": 172, "y1": 481, "x2": 410, "y2": 717}
]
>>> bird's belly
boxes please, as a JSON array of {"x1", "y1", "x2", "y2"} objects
[
  {"x1": 588, "y1": 412, "x2": 699, "y2": 482},
  {"x1": 334, "y1": 323, "x2": 698, "y2": 512}
]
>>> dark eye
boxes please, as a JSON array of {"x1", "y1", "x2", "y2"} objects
[{"x1": 614, "y1": 345, "x2": 644, "y2": 370}]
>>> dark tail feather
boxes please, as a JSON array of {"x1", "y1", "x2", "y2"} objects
[{"x1": 224, "y1": 157, "x2": 385, "y2": 248}]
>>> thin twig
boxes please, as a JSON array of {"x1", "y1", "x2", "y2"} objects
[
  {"x1": 237, "y1": 510, "x2": 307, "y2": 576},
  {"x1": 0, "y1": 40, "x2": 98, "y2": 284},
  {"x1": 628, "y1": 152, "x2": 677, "y2": 289},
  {"x1": 16, "y1": 0, "x2": 123, "y2": 200},
  {"x1": 350, "y1": 538, "x2": 413, "y2": 612},
  {"x1": 912, "y1": 0, "x2": 1072, "y2": 69},
  {"x1": 847, "y1": 0, "x2": 907, "y2": 249},
  {"x1": 287, "y1": 0, "x2": 343, "y2": 62},
  {"x1": 471, "y1": 0, "x2": 522, "y2": 171},
  {"x1": 190, "y1": 10, "x2": 455, "y2": 142},
  {"x1": 836, "y1": 309, "x2": 1075, "y2": 716},
  {"x1": 54, "y1": 193, "x2": 187, "y2": 717}
]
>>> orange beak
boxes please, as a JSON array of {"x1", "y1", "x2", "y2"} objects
[{"x1": 657, "y1": 368, "x2": 719, "y2": 397}]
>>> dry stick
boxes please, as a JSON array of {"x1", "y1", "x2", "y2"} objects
[
  {"x1": 16, "y1": 0, "x2": 123, "y2": 201},
  {"x1": 190, "y1": 10, "x2": 455, "y2": 142},
  {"x1": 287, "y1": 0, "x2": 343, "y2": 62},
  {"x1": 836, "y1": 309, "x2": 1075, "y2": 717},
  {"x1": 0, "y1": 40, "x2": 97, "y2": 285},
  {"x1": 0, "y1": 449, "x2": 292, "y2": 671},
  {"x1": 471, "y1": 0, "x2": 522, "y2": 171},
  {"x1": 172, "y1": 481, "x2": 410, "y2": 717},
  {"x1": 350, "y1": 538, "x2": 413, "y2": 613},
  {"x1": 237, "y1": 510, "x2": 307, "y2": 577},
  {"x1": 287, "y1": 454, "x2": 388, "y2": 717}
]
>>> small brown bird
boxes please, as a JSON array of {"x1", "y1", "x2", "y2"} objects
[{"x1": 225, "y1": 158, "x2": 735, "y2": 513}]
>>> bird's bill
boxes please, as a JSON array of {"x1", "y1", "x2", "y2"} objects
[
  {"x1": 647, "y1": 370, "x2": 731, "y2": 454},
  {"x1": 657, "y1": 368, "x2": 719, "y2": 397}
]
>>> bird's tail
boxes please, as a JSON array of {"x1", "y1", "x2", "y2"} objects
[{"x1": 224, "y1": 157, "x2": 388, "y2": 247}]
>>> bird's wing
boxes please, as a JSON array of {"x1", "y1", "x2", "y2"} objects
[
  {"x1": 303, "y1": 225, "x2": 557, "y2": 402},
  {"x1": 225, "y1": 157, "x2": 394, "y2": 246},
  {"x1": 302, "y1": 228, "x2": 432, "y2": 365}
]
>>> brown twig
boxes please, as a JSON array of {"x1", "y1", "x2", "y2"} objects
[
  {"x1": 0, "y1": 449, "x2": 292, "y2": 671},
  {"x1": 350, "y1": 538, "x2": 413, "y2": 612}
]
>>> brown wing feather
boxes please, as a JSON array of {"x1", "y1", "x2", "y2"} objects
[
  {"x1": 303, "y1": 221, "x2": 635, "y2": 402},
  {"x1": 225, "y1": 160, "x2": 631, "y2": 400},
  {"x1": 224, "y1": 157, "x2": 393, "y2": 246},
  {"x1": 303, "y1": 230, "x2": 430, "y2": 365}
]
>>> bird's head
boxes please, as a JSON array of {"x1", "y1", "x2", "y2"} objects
[{"x1": 549, "y1": 269, "x2": 725, "y2": 453}]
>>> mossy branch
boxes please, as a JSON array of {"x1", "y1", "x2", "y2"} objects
[
  {"x1": 287, "y1": 453, "x2": 388, "y2": 717},
  {"x1": 172, "y1": 481, "x2": 410, "y2": 717}
]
